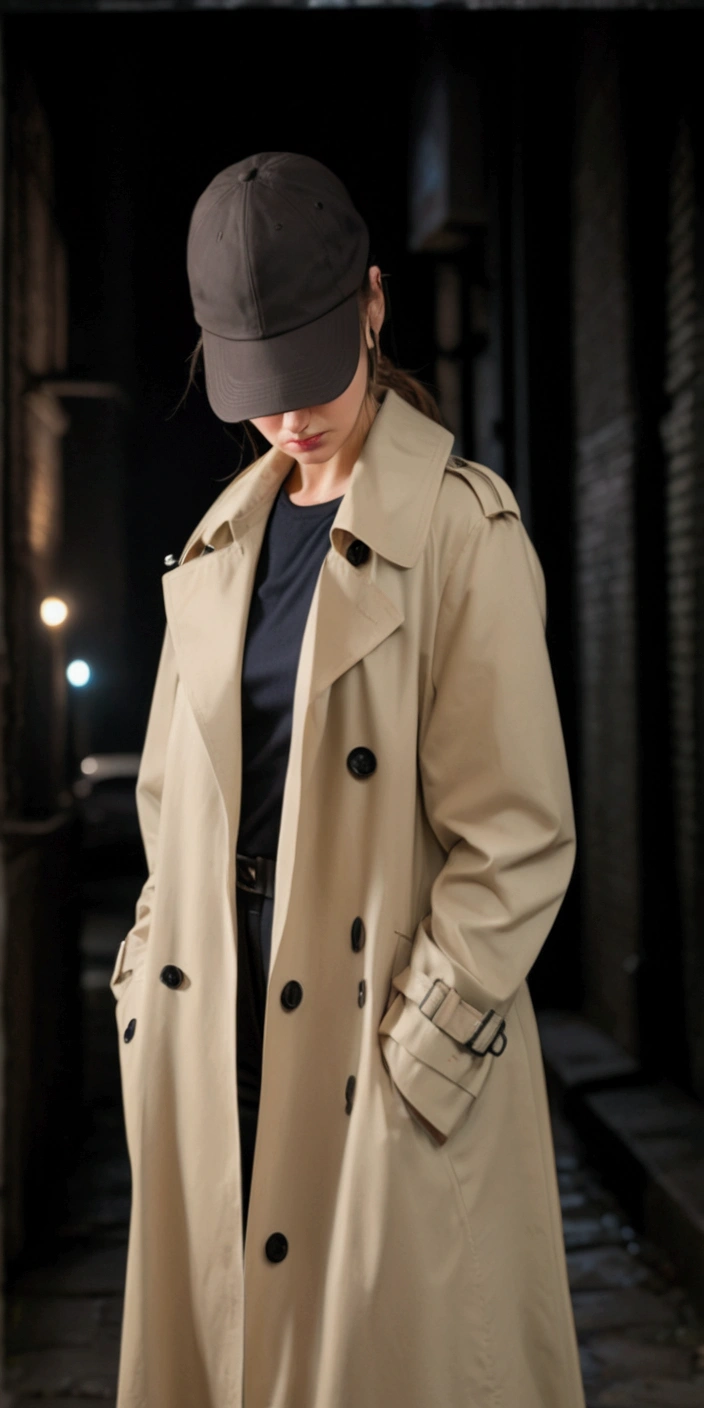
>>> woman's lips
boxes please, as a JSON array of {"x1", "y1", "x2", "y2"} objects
[{"x1": 287, "y1": 432, "x2": 325, "y2": 451}]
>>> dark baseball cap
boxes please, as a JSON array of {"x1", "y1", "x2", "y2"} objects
[{"x1": 186, "y1": 152, "x2": 370, "y2": 422}]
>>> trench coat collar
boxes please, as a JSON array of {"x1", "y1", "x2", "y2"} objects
[
  {"x1": 329, "y1": 388, "x2": 455, "y2": 567},
  {"x1": 178, "y1": 388, "x2": 455, "y2": 569}
]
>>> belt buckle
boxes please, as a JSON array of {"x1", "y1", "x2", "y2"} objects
[
  {"x1": 236, "y1": 856, "x2": 261, "y2": 894},
  {"x1": 464, "y1": 1008, "x2": 507, "y2": 1058}
]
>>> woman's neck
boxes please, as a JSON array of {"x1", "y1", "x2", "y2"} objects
[{"x1": 283, "y1": 394, "x2": 380, "y2": 506}]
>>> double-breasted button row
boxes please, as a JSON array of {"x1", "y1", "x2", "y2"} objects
[
  {"x1": 266, "y1": 981, "x2": 305, "y2": 1264},
  {"x1": 123, "y1": 960, "x2": 185, "y2": 1041},
  {"x1": 345, "y1": 733, "x2": 373, "y2": 1122},
  {"x1": 345, "y1": 917, "x2": 367, "y2": 1109},
  {"x1": 265, "y1": 982, "x2": 303, "y2": 1249}
]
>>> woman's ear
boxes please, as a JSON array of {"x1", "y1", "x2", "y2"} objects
[{"x1": 367, "y1": 264, "x2": 386, "y2": 338}]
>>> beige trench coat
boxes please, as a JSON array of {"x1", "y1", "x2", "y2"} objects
[{"x1": 111, "y1": 388, "x2": 585, "y2": 1408}]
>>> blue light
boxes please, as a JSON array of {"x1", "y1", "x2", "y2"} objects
[{"x1": 67, "y1": 659, "x2": 91, "y2": 687}]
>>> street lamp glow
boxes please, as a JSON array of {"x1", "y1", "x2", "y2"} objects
[
  {"x1": 66, "y1": 659, "x2": 91, "y2": 687},
  {"x1": 40, "y1": 596, "x2": 68, "y2": 627}
]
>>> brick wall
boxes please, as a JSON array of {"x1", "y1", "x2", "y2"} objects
[{"x1": 572, "y1": 29, "x2": 641, "y2": 1055}]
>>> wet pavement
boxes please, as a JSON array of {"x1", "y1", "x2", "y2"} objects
[
  {"x1": 5, "y1": 881, "x2": 704, "y2": 1406},
  {"x1": 552, "y1": 1108, "x2": 704, "y2": 1406}
]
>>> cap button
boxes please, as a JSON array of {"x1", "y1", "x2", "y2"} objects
[{"x1": 239, "y1": 167, "x2": 258, "y2": 182}]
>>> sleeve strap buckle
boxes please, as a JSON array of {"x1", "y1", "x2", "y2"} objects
[
  {"x1": 415, "y1": 975, "x2": 508, "y2": 1058},
  {"x1": 462, "y1": 1006, "x2": 507, "y2": 1057}
]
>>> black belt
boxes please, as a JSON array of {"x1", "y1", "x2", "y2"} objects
[{"x1": 236, "y1": 852, "x2": 276, "y2": 899}]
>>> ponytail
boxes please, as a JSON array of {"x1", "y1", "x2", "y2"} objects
[
  {"x1": 367, "y1": 344, "x2": 444, "y2": 426},
  {"x1": 361, "y1": 269, "x2": 445, "y2": 427}
]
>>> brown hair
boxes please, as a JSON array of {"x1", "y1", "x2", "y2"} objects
[
  {"x1": 179, "y1": 268, "x2": 444, "y2": 454},
  {"x1": 360, "y1": 269, "x2": 444, "y2": 425}
]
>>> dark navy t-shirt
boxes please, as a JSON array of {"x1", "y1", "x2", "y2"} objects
[{"x1": 237, "y1": 481, "x2": 343, "y2": 861}]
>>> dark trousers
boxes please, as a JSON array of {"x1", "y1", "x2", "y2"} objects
[{"x1": 236, "y1": 886, "x2": 274, "y2": 1237}]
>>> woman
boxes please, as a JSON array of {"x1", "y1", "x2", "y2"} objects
[{"x1": 111, "y1": 152, "x2": 586, "y2": 1408}]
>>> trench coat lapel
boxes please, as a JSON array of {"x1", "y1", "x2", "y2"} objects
[
  {"x1": 161, "y1": 391, "x2": 454, "y2": 945},
  {"x1": 162, "y1": 523, "x2": 265, "y2": 849}
]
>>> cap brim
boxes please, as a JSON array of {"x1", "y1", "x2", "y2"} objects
[{"x1": 200, "y1": 290, "x2": 363, "y2": 422}]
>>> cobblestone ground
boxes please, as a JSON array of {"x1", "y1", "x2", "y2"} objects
[
  {"x1": 551, "y1": 1107, "x2": 704, "y2": 1406},
  {"x1": 6, "y1": 886, "x2": 704, "y2": 1405}
]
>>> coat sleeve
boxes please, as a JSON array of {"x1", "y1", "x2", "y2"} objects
[
  {"x1": 378, "y1": 508, "x2": 577, "y2": 1139},
  {"x1": 109, "y1": 625, "x2": 179, "y2": 994}
]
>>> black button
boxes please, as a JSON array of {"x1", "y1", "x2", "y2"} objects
[
  {"x1": 239, "y1": 167, "x2": 258, "y2": 182},
  {"x1": 281, "y1": 980, "x2": 303, "y2": 1011},
  {"x1": 346, "y1": 747, "x2": 376, "y2": 778},
  {"x1": 265, "y1": 1232, "x2": 288, "y2": 1263},
  {"x1": 358, "y1": 980, "x2": 366, "y2": 1008},
  {"x1": 160, "y1": 964, "x2": 184, "y2": 989},
  {"x1": 345, "y1": 1075, "x2": 356, "y2": 1114},
  {"x1": 346, "y1": 539, "x2": 370, "y2": 568},
  {"x1": 351, "y1": 917, "x2": 366, "y2": 952},
  {"x1": 123, "y1": 1018, "x2": 137, "y2": 1043}
]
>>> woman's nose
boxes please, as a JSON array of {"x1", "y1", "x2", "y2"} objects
[{"x1": 281, "y1": 409, "x2": 311, "y2": 435}]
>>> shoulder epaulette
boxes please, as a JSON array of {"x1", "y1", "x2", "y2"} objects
[{"x1": 445, "y1": 456, "x2": 521, "y2": 521}]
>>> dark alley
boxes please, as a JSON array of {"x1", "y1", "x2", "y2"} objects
[{"x1": 0, "y1": 6, "x2": 704, "y2": 1408}]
